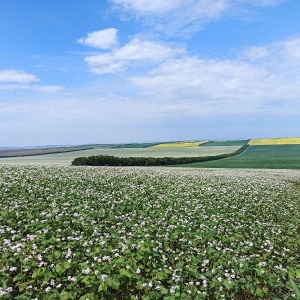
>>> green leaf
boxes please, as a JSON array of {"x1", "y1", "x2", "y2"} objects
[
  {"x1": 268, "y1": 274, "x2": 278, "y2": 286},
  {"x1": 287, "y1": 280, "x2": 300, "y2": 299},
  {"x1": 255, "y1": 287, "x2": 265, "y2": 298},
  {"x1": 44, "y1": 271, "x2": 54, "y2": 282},
  {"x1": 54, "y1": 251, "x2": 61, "y2": 259},
  {"x1": 13, "y1": 273, "x2": 25, "y2": 282},
  {"x1": 255, "y1": 268, "x2": 263, "y2": 276},
  {"x1": 119, "y1": 269, "x2": 132, "y2": 278},
  {"x1": 15, "y1": 295, "x2": 30, "y2": 300},
  {"x1": 81, "y1": 275, "x2": 93, "y2": 287},
  {"x1": 224, "y1": 280, "x2": 232, "y2": 290},
  {"x1": 107, "y1": 277, "x2": 120, "y2": 290},
  {"x1": 79, "y1": 293, "x2": 93, "y2": 300},
  {"x1": 60, "y1": 291, "x2": 73, "y2": 300},
  {"x1": 55, "y1": 262, "x2": 70, "y2": 275},
  {"x1": 160, "y1": 287, "x2": 168, "y2": 295},
  {"x1": 176, "y1": 261, "x2": 184, "y2": 269}
]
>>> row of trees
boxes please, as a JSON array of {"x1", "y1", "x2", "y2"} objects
[{"x1": 71, "y1": 143, "x2": 249, "y2": 166}]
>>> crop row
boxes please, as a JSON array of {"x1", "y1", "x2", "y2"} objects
[{"x1": 0, "y1": 166, "x2": 300, "y2": 299}]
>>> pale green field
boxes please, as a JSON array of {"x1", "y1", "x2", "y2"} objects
[{"x1": 0, "y1": 146, "x2": 240, "y2": 166}]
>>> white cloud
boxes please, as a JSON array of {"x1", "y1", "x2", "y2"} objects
[
  {"x1": 111, "y1": 0, "x2": 287, "y2": 36},
  {"x1": 0, "y1": 70, "x2": 65, "y2": 92},
  {"x1": 112, "y1": 0, "x2": 183, "y2": 13},
  {"x1": 129, "y1": 35, "x2": 300, "y2": 115},
  {"x1": 79, "y1": 33, "x2": 300, "y2": 115},
  {"x1": 84, "y1": 37, "x2": 184, "y2": 74},
  {"x1": 32, "y1": 85, "x2": 65, "y2": 93},
  {"x1": 243, "y1": 35, "x2": 300, "y2": 65},
  {"x1": 278, "y1": 36, "x2": 300, "y2": 61},
  {"x1": 78, "y1": 28, "x2": 118, "y2": 49},
  {"x1": 242, "y1": 46, "x2": 270, "y2": 61},
  {"x1": 0, "y1": 70, "x2": 39, "y2": 84}
]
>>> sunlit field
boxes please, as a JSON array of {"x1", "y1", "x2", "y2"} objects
[
  {"x1": 249, "y1": 138, "x2": 300, "y2": 145},
  {"x1": 0, "y1": 166, "x2": 299, "y2": 299},
  {"x1": 151, "y1": 142, "x2": 207, "y2": 148}
]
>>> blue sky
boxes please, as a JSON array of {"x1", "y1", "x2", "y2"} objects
[{"x1": 1, "y1": 0, "x2": 300, "y2": 146}]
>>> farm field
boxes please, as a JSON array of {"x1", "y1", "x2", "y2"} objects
[
  {"x1": 0, "y1": 146, "x2": 240, "y2": 166},
  {"x1": 0, "y1": 166, "x2": 299, "y2": 299},
  {"x1": 178, "y1": 145, "x2": 300, "y2": 169},
  {"x1": 249, "y1": 137, "x2": 300, "y2": 145},
  {"x1": 201, "y1": 140, "x2": 248, "y2": 147},
  {"x1": 151, "y1": 141, "x2": 206, "y2": 148},
  {"x1": 0, "y1": 146, "x2": 93, "y2": 158}
]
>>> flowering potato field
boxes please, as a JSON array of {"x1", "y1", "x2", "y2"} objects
[{"x1": 0, "y1": 166, "x2": 300, "y2": 300}]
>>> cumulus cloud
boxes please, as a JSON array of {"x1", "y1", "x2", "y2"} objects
[
  {"x1": 243, "y1": 35, "x2": 300, "y2": 65},
  {"x1": 111, "y1": 0, "x2": 287, "y2": 36},
  {"x1": 129, "y1": 35, "x2": 300, "y2": 115},
  {"x1": 0, "y1": 69, "x2": 65, "y2": 92},
  {"x1": 84, "y1": 37, "x2": 184, "y2": 74},
  {"x1": 79, "y1": 31, "x2": 300, "y2": 115},
  {"x1": 78, "y1": 28, "x2": 118, "y2": 49},
  {"x1": 0, "y1": 70, "x2": 39, "y2": 84}
]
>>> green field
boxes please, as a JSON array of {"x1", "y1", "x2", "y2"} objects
[
  {"x1": 0, "y1": 146, "x2": 240, "y2": 166},
  {"x1": 200, "y1": 140, "x2": 248, "y2": 147},
  {"x1": 0, "y1": 166, "x2": 299, "y2": 299},
  {"x1": 179, "y1": 145, "x2": 300, "y2": 169},
  {"x1": 112, "y1": 143, "x2": 159, "y2": 148}
]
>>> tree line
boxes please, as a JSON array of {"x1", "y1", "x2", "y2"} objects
[{"x1": 71, "y1": 143, "x2": 249, "y2": 166}]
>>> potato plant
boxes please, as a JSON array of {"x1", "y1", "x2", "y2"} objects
[{"x1": 0, "y1": 166, "x2": 299, "y2": 299}]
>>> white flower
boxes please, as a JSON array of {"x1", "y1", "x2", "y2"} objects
[
  {"x1": 101, "y1": 274, "x2": 108, "y2": 281},
  {"x1": 67, "y1": 276, "x2": 76, "y2": 282},
  {"x1": 45, "y1": 287, "x2": 51, "y2": 292},
  {"x1": 136, "y1": 268, "x2": 141, "y2": 274},
  {"x1": 82, "y1": 268, "x2": 91, "y2": 275}
]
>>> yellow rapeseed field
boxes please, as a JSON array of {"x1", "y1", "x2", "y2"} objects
[
  {"x1": 249, "y1": 137, "x2": 300, "y2": 145},
  {"x1": 152, "y1": 141, "x2": 207, "y2": 148}
]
